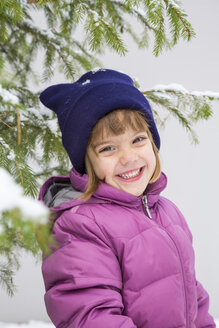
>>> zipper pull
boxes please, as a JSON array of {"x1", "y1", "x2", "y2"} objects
[{"x1": 142, "y1": 195, "x2": 152, "y2": 219}]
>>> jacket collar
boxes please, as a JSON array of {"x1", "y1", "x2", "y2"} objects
[{"x1": 70, "y1": 168, "x2": 167, "y2": 209}]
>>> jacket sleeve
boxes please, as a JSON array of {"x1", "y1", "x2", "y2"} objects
[
  {"x1": 194, "y1": 280, "x2": 216, "y2": 328},
  {"x1": 174, "y1": 204, "x2": 216, "y2": 328},
  {"x1": 42, "y1": 209, "x2": 137, "y2": 328}
]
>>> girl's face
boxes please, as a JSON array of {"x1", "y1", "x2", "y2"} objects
[{"x1": 87, "y1": 127, "x2": 156, "y2": 197}]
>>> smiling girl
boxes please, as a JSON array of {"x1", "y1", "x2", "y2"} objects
[
  {"x1": 84, "y1": 109, "x2": 158, "y2": 200},
  {"x1": 39, "y1": 69, "x2": 215, "y2": 328}
]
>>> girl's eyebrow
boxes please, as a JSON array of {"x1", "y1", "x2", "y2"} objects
[{"x1": 93, "y1": 130, "x2": 147, "y2": 149}]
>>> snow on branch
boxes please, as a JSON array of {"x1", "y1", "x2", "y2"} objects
[
  {"x1": 0, "y1": 84, "x2": 19, "y2": 105},
  {"x1": 0, "y1": 168, "x2": 48, "y2": 222},
  {"x1": 150, "y1": 83, "x2": 219, "y2": 98},
  {"x1": 142, "y1": 82, "x2": 218, "y2": 145}
]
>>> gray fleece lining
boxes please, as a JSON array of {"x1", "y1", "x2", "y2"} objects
[{"x1": 43, "y1": 182, "x2": 83, "y2": 208}]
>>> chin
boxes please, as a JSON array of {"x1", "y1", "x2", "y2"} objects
[
  {"x1": 132, "y1": 191, "x2": 144, "y2": 197},
  {"x1": 126, "y1": 187, "x2": 146, "y2": 197}
]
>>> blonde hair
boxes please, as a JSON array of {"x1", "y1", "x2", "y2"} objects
[{"x1": 80, "y1": 109, "x2": 162, "y2": 201}]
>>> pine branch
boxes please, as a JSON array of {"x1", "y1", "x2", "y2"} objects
[
  {"x1": 143, "y1": 85, "x2": 218, "y2": 144},
  {"x1": 0, "y1": 0, "x2": 196, "y2": 88},
  {"x1": 0, "y1": 206, "x2": 51, "y2": 295},
  {"x1": 0, "y1": 262, "x2": 17, "y2": 296},
  {"x1": 164, "y1": 0, "x2": 196, "y2": 45}
]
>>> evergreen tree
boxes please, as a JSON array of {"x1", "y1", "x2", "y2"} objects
[
  {"x1": 0, "y1": 0, "x2": 219, "y2": 295},
  {"x1": 0, "y1": 167, "x2": 51, "y2": 296}
]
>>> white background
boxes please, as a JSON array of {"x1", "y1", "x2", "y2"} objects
[{"x1": 1, "y1": 0, "x2": 218, "y2": 323}]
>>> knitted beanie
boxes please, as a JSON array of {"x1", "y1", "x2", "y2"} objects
[{"x1": 39, "y1": 68, "x2": 160, "y2": 174}]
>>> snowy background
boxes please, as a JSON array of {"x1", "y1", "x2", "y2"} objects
[{"x1": 1, "y1": 0, "x2": 218, "y2": 325}]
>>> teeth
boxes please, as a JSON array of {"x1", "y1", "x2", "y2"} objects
[{"x1": 118, "y1": 168, "x2": 141, "y2": 179}]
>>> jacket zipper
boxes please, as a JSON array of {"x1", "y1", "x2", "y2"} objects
[
  {"x1": 142, "y1": 195, "x2": 152, "y2": 219},
  {"x1": 141, "y1": 194, "x2": 189, "y2": 327}
]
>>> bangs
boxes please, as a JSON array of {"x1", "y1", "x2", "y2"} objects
[{"x1": 89, "y1": 109, "x2": 151, "y2": 148}]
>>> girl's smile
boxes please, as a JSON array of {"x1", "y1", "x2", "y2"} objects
[
  {"x1": 87, "y1": 128, "x2": 156, "y2": 196},
  {"x1": 116, "y1": 166, "x2": 145, "y2": 181}
]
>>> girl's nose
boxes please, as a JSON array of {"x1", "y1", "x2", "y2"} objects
[{"x1": 119, "y1": 148, "x2": 138, "y2": 166}]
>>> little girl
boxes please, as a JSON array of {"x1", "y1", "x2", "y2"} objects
[{"x1": 39, "y1": 69, "x2": 215, "y2": 327}]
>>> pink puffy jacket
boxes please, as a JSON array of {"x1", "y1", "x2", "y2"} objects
[{"x1": 39, "y1": 168, "x2": 215, "y2": 328}]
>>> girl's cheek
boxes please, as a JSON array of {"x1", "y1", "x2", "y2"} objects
[
  {"x1": 97, "y1": 169, "x2": 105, "y2": 180},
  {"x1": 94, "y1": 160, "x2": 107, "y2": 180}
]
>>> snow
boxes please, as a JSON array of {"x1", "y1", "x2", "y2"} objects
[
  {"x1": 153, "y1": 92, "x2": 172, "y2": 101},
  {"x1": 167, "y1": 0, "x2": 181, "y2": 10},
  {"x1": 0, "y1": 84, "x2": 19, "y2": 105},
  {"x1": 151, "y1": 83, "x2": 188, "y2": 93},
  {"x1": 19, "y1": 106, "x2": 54, "y2": 125},
  {"x1": 82, "y1": 79, "x2": 90, "y2": 85},
  {"x1": 191, "y1": 90, "x2": 219, "y2": 98},
  {"x1": 6, "y1": 151, "x2": 16, "y2": 161},
  {"x1": 0, "y1": 168, "x2": 48, "y2": 223},
  {"x1": 25, "y1": 19, "x2": 56, "y2": 41},
  {"x1": 61, "y1": 8, "x2": 70, "y2": 20},
  {"x1": 24, "y1": 19, "x2": 67, "y2": 49},
  {"x1": 0, "y1": 137, "x2": 16, "y2": 161},
  {"x1": 0, "y1": 319, "x2": 218, "y2": 327},
  {"x1": 91, "y1": 67, "x2": 106, "y2": 73},
  {"x1": 150, "y1": 83, "x2": 219, "y2": 98},
  {"x1": 46, "y1": 119, "x2": 58, "y2": 134},
  {"x1": 0, "y1": 137, "x2": 10, "y2": 150},
  {"x1": 89, "y1": 9, "x2": 100, "y2": 20},
  {"x1": 148, "y1": 0, "x2": 162, "y2": 13},
  {"x1": 1, "y1": 141, "x2": 16, "y2": 159},
  {"x1": 18, "y1": 0, "x2": 27, "y2": 10},
  {"x1": 0, "y1": 322, "x2": 54, "y2": 328},
  {"x1": 132, "y1": 75, "x2": 140, "y2": 85}
]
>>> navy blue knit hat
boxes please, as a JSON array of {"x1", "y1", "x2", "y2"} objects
[{"x1": 39, "y1": 68, "x2": 160, "y2": 174}]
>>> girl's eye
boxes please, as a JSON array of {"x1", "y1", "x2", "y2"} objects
[
  {"x1": 133, "y1": 136, "x2": 147, "y2": 143},
  {"x1": 99, "y1": 146, "x2": 115, "y2": 153}
]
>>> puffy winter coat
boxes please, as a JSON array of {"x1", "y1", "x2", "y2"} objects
[{"x1": 39, "y1": 168, "x2": 215, "y2": 328}]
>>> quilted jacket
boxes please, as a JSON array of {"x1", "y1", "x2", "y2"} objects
[{"x1": 39, "y1": 168, "x2": 216, "y2": 328}]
